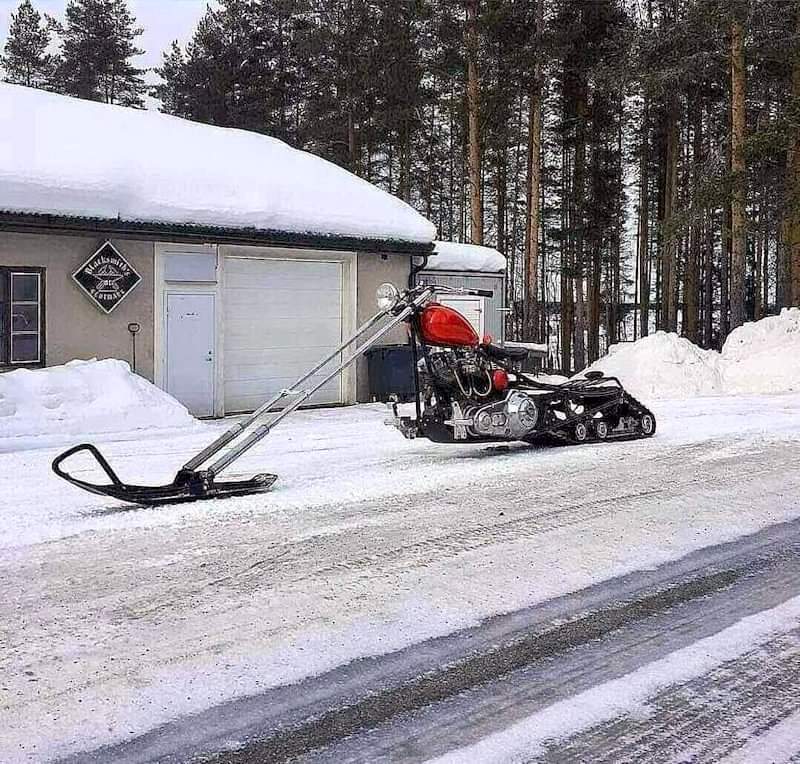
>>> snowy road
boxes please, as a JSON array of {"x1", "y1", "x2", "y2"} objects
[
  {"x1": 307, "y1": 521, "x2": 800, "y2": 764},
  {"x1": 1, "y1": 394, "x2": 800, "y2": 762}
]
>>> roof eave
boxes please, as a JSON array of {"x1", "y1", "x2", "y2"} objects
[{"x1": 0, "y1": 212, "x2": 434, "y2": 256}]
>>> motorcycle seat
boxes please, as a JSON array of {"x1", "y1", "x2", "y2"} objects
[{"x1": 483, "y1": 342, "x2": 530, "y2": 362}]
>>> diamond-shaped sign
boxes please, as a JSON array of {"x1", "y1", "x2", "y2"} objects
[{"x1": 73, "y1": 241, "x2": 142, "y2": 314}]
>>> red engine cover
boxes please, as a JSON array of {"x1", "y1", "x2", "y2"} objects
[{"x1": 419, "y1": 303, "x2": 479, "y2": 347}]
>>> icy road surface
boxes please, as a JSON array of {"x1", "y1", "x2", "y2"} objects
[{"x1": 1, "y1": 394, "x2": 800, "y2": 761}]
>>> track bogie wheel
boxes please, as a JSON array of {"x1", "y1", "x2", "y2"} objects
[
  {"x1": 639, "y1": 413, "x2": 656, "y2": 436},
  {"x1": 595, "y1": 420, "x2": 609, "y2": 440},
  {"x1": 574, "y1": 421, "x2": 589, "y2": 442}
]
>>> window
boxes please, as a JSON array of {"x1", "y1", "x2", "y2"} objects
[{"x1": 0, "y1": 267, "x2": 45, "y2": 366}]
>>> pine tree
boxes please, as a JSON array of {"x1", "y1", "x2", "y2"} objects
[
  {"x1": 53, "y1": 0, "x2": 146, "y2": 106},
  {"x1": 151, "y1": 41, "x2": 188, "y2": 117},
  {"x1": 1, "y1": 0, "x2": 53, "y2": 88},
  {"x1": 144, "y1": 0, "x2": 800, "y2": 366}
]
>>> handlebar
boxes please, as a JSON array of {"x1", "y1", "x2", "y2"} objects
[{"x1": 419, "y1": 284, "x2": 494, "y2": 299}]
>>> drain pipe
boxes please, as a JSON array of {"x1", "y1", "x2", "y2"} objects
[
  {"x1": 409, "y1": 251, "x2": 431, "y2": 289},
  {"x1": 408, "y1": 248, "x2": 432, "y2": 429}
]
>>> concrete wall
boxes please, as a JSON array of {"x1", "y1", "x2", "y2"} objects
[
  {"x1": 0, "y1": 232, "x2": 155, "y2": 380},
  {"x1": 356, "y1": 253, "x2": 412, "y2": 401}
]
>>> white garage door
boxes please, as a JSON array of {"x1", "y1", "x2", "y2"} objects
[{"x1": 224, "y1": 257, "x2": 344, "y2": 413}]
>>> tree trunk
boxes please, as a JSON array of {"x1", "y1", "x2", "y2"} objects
[
  {"x1": 448, "y1": 79, "x2": 457, "y2": 240},
  {"x1": 778, "y1": 215, "x2": 789, "y2": 307},
  {"x1": 755, "y1": 202, "x2": 764, "y2": 319},
  {"x1": 703, "y1": 213, "x2": 714, "y2": 346},
  {"x1": 721, "y1": 201, "x2": 731, "y2": 343},
  {"x1": 730, "y1": 17, "x2": 747, "y2": 327},
  {"x1": 524, "y1": 0, "x2": 544, "y2": 342},
  {"x1": 610, "y1": 114, "x2": 623, "y2": 347},
  {"x1": 661, "y1": 94, "x2": 680, "y2": 332},
  {"x1": 465, "y1": 0, "x2": 483, "y2": 244},
  {"x1": 573, "y1": 91, "x2": 587, "y2": 371},
  {"x1": 561, "y1": 146, "x2": 573, "y2": 373},
  {"x1": 638, "y1": 96, "x2": 651, "y2": 338},
  {"x1": 788, "y1": 8, "x2": 800, "y2": 306},
  {"x1": 685, "y1": 95, "x2": 702, "y2": 342},
  {"x1": 523, "y1": 92, "x2": 539, "y2": 338}
]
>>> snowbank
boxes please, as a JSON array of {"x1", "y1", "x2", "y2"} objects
[
  {"x1": 579, "y1": 308, "x2": 800, "y2": 399},
  {"x1": 721, "y1": 308, "x2": 800, "y2": 394},
  {"x1": 424, "y1": 241, "x2": 507, "y2": 272},
  {"x1": 0, "y1": 83, "x2": 435, "y2": 244},
  {"x1": 0, "y1": 359, "x2": 196, "y2": 450},
  {"x1": 580, "y1": 332, "x2": 723, "y2": 399}
]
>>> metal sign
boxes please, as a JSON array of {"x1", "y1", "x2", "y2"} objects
[{"x1": 73, "y1": 241, "x2": 142, "y2": 314}]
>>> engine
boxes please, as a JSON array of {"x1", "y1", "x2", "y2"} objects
[
  {"x1": 424, "y1": 349, "x2": 494, "y2": 398},
  {"x1": 463, "y1": 390, "x2": 539, "y2": 440}
]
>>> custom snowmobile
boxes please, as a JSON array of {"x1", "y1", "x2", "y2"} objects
[{"x1": 52, "y1": 282, "x2": 655, "y2": 506}]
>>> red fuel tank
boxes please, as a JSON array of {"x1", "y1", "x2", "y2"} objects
[{"x1": 419, "y1": 303, "x2": 479, "y2": 347}]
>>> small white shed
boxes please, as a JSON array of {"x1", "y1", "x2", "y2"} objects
[{"x1": 416, "y1": 241, "x2": 507, "y2": 342}]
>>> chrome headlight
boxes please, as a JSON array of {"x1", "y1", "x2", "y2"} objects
[{"x1": 376, "y1": 282, "x2": 400, "y2": 312}]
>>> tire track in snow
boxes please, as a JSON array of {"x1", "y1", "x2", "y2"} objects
[
  {"x1": 196, "y1": 445, "x2": 797, "y2": 593},
  {"x1": 533, "y1": 629, "x2": 800, "y2": 763}
]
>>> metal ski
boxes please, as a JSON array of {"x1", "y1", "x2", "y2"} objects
[{"x1": 52, "y1": 285, "x2": 439, "y2": 507}]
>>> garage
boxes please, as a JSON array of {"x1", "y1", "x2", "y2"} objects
[
  {"x1": 0, "y1": 86, "x2": 436, "y2": 418},
  {"x1": 222, "y1": 256, "x2": 346, "y2": 413}
]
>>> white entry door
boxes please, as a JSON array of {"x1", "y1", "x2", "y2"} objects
[{"x1": 166, "y1": 292, "x2": 216, "y2": 417}]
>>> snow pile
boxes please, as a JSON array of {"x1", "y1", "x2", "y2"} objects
[
  {"x1": 580, "y1": 332, "x2": 723, "y2": 399},
  {"x1": 579, "y1": 308, "x2": 800, "y2": 399},
  {"x1": 0, "y1": 83, "x2": 435, "y2": 243},
  {"x1": 0, "y1": 359, "x2": 196, "y2": 449},
  {"x1": 424, "y1": 241, "x2": 507, "y2": 272},
  {"x1": 721, "y1": 308, "x2": 800, "y2": 394}
]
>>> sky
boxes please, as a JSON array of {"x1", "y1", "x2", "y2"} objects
[{"x1": 0, "y1": 0, "x2": 213, "y2": 73}]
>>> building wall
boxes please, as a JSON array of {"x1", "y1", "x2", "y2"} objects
[
  {"x1": 355, "y1": 253, "x2": 412, "y2": 401},
  {"x1": 0, "y1": 232, "x2": 155, "y2": 380},
  {"x1": 0, "y1": 231, "x2": 414, "y2": 408}
]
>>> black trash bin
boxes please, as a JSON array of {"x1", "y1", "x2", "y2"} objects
[{"x1": 365, "y1": 344, "x2": 416, "y2": 402}]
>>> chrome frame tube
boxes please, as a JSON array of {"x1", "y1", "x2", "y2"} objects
[
  {"x1": 182, "y1": 303, "x2": 401, "y2": 472},
  {"x1": 182, "y1": 285, "x2": 435, "y2": 478},
  {"x1": 208, "y1": 302, "x2": 419, "y2": 476}
]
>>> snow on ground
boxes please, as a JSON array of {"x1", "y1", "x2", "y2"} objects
[
  {"x1": 429, "y1": 596, "x2": 800, "y2": 764},
  {"x1": 1, "y1": 83, "x2": 435, "y2": 243},
  {"x1": 2, "y1": 312, "x2": 800, "y2": 761},
  {"x1": 720, "y1": 710, "x2": 800, "y2": 764},
  {"x1": 579, "y1": 332, "x2": 723, "y2": 400},
  {"x1": 2, "y1": 392, "x2": 800, "y2": 762},
  {"x1": 720, "y1": 307, "x2": 800, "y2": 394},
  {"x1": 580, "y1": 308, "x2": 800, "y2": 400},
  {"x1": 0, "y1": 359, "x2": 198, "y2": 452}
]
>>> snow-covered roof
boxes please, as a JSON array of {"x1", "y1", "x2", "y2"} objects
[
  {"x1": 0, "y1": 84, "x2": 436, "y2": 244},
  {"x1": 423, "y1": 241, "x2": 507, "y2": 273}
]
